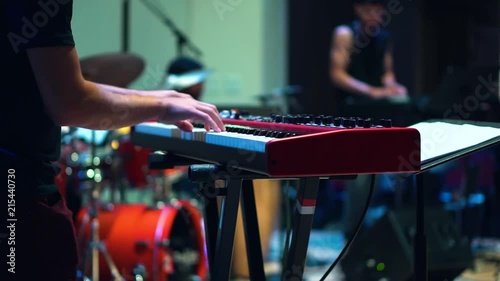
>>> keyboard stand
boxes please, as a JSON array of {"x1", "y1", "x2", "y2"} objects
[
  {"x1": 190, "y1": 164, "x2": 270, "y2": 281},
  {"x1": 189, "y1": 165, "x2": 356, "y2": 281},
  {"x1": 148, "y1": 152, "x2": 356, "y2": 281},
  {"x1": 149, "y1": 153, "x2": 268, "y2": 280}
]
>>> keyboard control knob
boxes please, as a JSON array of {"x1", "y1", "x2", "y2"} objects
[
  {"x1": 356, "y1": 117, "x2": 364, "y2": 127},
  {"x1": 231, "y1": 112, "x2": 240, "y2": 119},
  {"x1": 347, "y1": 118, "x2": 356, "y2": 128},
  {"x1": 322, "y1": 116, "x2": 333, "y2": 125},
  {"x1": 333, "y1": 117, "x2": 342, "y2": 127},
  {"x1": 314, "y1": 116, "x2": 322, "y2": 125},
  {"x1": 340, "y1": 117, "x2": 348, "y2": 127},
  {"x1": 380, "y1": 119, "x2": 392, "y2": 128},
  {"x1": 363, "y1": 118, "x2": 372, "y2": 128},
  {"x1": 274, "y1": 115, "x2": 283, "y2": 123},
  {"x1": 220, "y1": 110, "x2": 231, "y2": 118}
]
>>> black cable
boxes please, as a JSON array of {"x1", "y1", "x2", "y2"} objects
[{"x1": 319, "y1": 174, "x2": 376, "y2": 281}]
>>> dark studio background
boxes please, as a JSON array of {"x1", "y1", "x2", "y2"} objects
[{"x1": 287, "y1": 0, "x2": 500, "y2": 116}]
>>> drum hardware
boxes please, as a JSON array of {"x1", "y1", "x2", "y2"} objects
[
  {"x1": 151, "y1": 173, "x2": 173, "y2": 207},
  {"x1": 79, "y1": 130, "x2": 125, "y2": 281},
  {"x1": 132, "y1": 264, "x2": 147, "y2": 281}
]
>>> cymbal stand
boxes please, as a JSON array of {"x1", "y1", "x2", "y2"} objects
[{"x1": 79, "y1": 130, "x2": 124, "y2": 281}]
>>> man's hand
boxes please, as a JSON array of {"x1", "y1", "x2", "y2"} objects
[
  {"x1": 386, "y1": 84, "x2": 408, "y2": 96},
  {"x1": 158, "y1": 95, "x2": 226, "y2": 133},
  {"x1": 369, "y1": 87, "x2": 393, "y2": 99}
]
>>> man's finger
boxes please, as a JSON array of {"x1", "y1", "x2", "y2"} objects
[
  {"x1": 199, "y1": 104, "x2": 225, "y2": 131},
  {"x1": 193, "y1": 111, "x2": 220, "y2": 132},
  {"x1": 175, "y1": 120, "x2": 194, "y2": 132}
]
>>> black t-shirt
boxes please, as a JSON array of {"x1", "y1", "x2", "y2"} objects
[{"x1": 1, "y1": 0, "x2": 75, "y2": 196}]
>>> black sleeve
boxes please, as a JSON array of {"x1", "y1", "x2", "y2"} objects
[{"x1": 6, "y1": 0, "x2": 75, "y2": 52}]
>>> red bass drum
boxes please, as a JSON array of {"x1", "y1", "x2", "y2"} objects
[{"x1": 75, "y1": 201, "x2": 208, "y2": 281}]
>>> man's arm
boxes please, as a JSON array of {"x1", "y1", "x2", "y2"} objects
[
  {"x1": 382, "y1": 48, "x2": 407, "y2": 95},
  {"x1": 330, "y1": 26, "x2": 388, "y2": 98},
  {"x1": 382, "y1": 48, "x2": 397, "y2": 86},
  {"x1": 27, "y1": 46, "x2": 224, "y2": 132}
]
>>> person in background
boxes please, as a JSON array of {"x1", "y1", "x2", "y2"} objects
[
  {"x1": 330, "y1": 0, "x2": 407, "y2": 111},
  {"x1": 328, "y1": 0, "x2": 409, "y2": 238},
  {"x1": 159, "y1": 56, "x2": 209, "y2": 100}
]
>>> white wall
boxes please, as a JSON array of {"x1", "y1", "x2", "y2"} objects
[
  {"x1": 72, "y1": 0, "x2": 121, "y2": 56},
  {"x1": 71, "y1": 0, "x2": 288, "y2": 107}
]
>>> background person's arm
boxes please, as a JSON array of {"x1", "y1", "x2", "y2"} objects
[
  {"x1": 330, "y1": 26, "x2": 390, "y2": 98},
  {"x1": 382, "y1": 48, "x2": 408, "y2": 96}
]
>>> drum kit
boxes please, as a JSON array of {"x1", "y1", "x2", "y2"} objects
[{"x1": 56, "y1": 53, "x2": 208, "y2": 281}]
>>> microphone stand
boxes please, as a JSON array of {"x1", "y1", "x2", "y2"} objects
[
  {"x1": 122, "y1": 0, "x2": 130, "y2": 53},
  {"x1": 139, "y1": 0, "x2": 203, "y2": 57}
]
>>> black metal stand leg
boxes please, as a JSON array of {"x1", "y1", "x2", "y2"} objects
[
  {"x1": 212, "y1": 179, "x2": 242, "y2": 281},
  {"x1": 200, "y1": 182, "x2": 220, "y2": 278},
  {"x1": 241, "y1": 180, "x2": 266, "y2": 281},
  {"x1": 415, "y1": 173, "x2": 427, "y2": 281},
  {"x1": 281, "y1": 177, "x2": 320, "y2": 280}
]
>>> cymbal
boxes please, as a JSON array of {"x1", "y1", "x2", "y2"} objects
[{"x1": 80, "y1": 52, "x2": 145, "y2": 88}]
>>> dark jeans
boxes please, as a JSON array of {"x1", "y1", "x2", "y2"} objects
[{"x1": 1, "y1": 152, "x2": 78, "y2": 281}]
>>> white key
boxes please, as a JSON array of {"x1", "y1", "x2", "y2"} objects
[{"x1": 135, "y1": 123, "x2": 277, "y2": 152}]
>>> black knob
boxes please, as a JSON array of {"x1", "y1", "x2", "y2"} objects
[
  {"x1": 380, "y1": 119, "x2": 392, "y2": 128},
  {"x1": 340, "y1": 117, "x2": 348, "y2": 127},
  {"x1": 363, "y1": 118, "x2": 372, "y2": 128},
  {"x1": 322, "y1": 116, "x2": 333, "y2": 125},
  {"x1": 333, "y1": 117, "x2": 342, "y2": 126},
  {"x1": 346, "y1": 118, "x2": 356, "y2": 128},
  {"x1": 356, "y1": 117, "x2": 364, "y2": 127},
  {"x1": 314, "y1": 116, "x2": 322, "y2": 125},
  {"x1": 274, "y1": 115, "x2": 283, "y2": 123}
]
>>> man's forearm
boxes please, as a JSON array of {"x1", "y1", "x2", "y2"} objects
[
  {"x1": 61, "y1": 81, "x2": 165, "y2": 130},
  {"x1": 94, "y1": 83, "x2": 139, "y2": 95},
  {"x1": 331, "y1": 70, "x2": 372, "y2": 96},
  {"x1": 382, "y1": 71, "x2": 397, "y2": 87},
  {"x1": 95, "y1": 83, "x2": 166, "y2": 97}
]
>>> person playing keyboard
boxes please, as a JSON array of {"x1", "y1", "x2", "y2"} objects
[
  {"x1": 328, "y1": 0, "x2": 410, "y2": 240},
  {"x1": 330, "y1": 0, "x2": 408, "y2": 111},
  {"x1": 0, "y1": 1, "x2": 225, "y2": 280}
]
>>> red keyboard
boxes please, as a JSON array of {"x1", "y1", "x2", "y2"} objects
[{"x1": 131, "y1": 113, "x2": 421, "y2": 177}]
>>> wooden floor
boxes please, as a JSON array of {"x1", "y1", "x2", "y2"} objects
[{"x1": 456, "y1": 259, "x2": 500, "y2": 281}]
